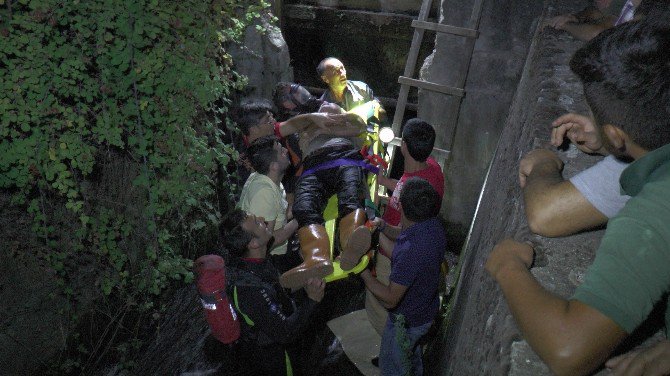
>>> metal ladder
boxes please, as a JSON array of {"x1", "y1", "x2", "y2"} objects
[{"x1": 387, "y1": 0, "x2": 485, "y2": 170}]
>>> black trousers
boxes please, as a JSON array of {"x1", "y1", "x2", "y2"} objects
[
  {"x1": 240, "y1": 340, "x2": 290, "y2": 376},
  {"x1": 293, "y1": 147, "x2": 367, "y2": 227}
]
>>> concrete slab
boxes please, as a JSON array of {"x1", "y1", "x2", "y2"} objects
[{"x1": 327, "y1": 309, "x2": 381, "y2": 376}]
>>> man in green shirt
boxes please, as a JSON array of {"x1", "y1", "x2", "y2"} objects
[{"x1": 487, "y1": 19, "x2": 670, "y2": 375}]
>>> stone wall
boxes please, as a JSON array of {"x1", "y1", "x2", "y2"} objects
[
  {"x1": 427, "y1": 1, "x2": 662, "y2": 374},
  {"x1": 418, "y1": 0, "x2": 545, "y2": 238},
  {"x1": 229, "y1": 5, "x2": 294, "y2": 100}
]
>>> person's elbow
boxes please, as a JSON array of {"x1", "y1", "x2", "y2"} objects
[
  {"x1": 381, "y1": 299, "x2": 399, "y2": 310},
  {"x1": 525, "y1": 205, "x2": 564, "y2": 237},
  {"x1": 381, "y1": 292, "x2": 402, "y2": 310},
  {"x1": 543, "y1": 347, "x2": 601, "y2": 376}
]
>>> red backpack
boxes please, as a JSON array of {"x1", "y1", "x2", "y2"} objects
[{"x1": 194, "y1": 255, "x2": 240, "y2": 344}]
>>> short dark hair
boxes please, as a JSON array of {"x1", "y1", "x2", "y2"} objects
[
  {"x1": 402, "y1": 118, "x2": 436, "y2": 162},
  {"x1": 247, "y1": 135, "x2": 279, "y2": 175},
  {"x1": 636, "y1": 0, "x2": 670, "y2": 18},
  {"x1": 570, "y1": 19, "x2": 670, "y2": 150},
  {"x1": 220, "y1": 208, "x2": 252, "y2": 259},
  {"x1": 317, "y1": 57, "x2": 338, "y2": 77},
  {"x1": 399, "y1": 177, "x2": 440, "y2": 223},
  {"x1": 235, "y1": 99, "x2": 273, "y2": 136}
]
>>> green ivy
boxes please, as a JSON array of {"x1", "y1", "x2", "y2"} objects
[{"x1": 0, "y1": 0, "x2": 268, "y2": 372}]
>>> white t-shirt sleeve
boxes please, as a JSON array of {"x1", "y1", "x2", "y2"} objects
[{"x1": 569, "y1": 155, "x2": 631, "y2": 218}]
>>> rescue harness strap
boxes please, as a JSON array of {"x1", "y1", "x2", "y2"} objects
[{"x1": 300, "y1": 158, "x2": 379, "y2": 177}]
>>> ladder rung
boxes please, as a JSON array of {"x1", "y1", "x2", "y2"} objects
[
  {"x1": 398, "y1": 76, "x2": 465, "y2": 97},
  {"x1": 411, "y1": 20, "x2": 479, "y2": 38}
]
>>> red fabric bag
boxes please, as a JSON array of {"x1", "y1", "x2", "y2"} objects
[{"x1": 195, "y1": 255, "x2": 240, "y2": 344}]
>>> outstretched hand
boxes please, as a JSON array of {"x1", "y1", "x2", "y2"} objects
[
  {"x1": 304, "y1": 277, "x2": 325, "y2": 303},
  {"x1": 605, "y1": 340, "x2": 670, "y2": 376},
  {"x1": 485, "y1": 239, "x2": 534, "y2": 281},
  {"x1": 550, "y1": 113, "x2": 606, "y2": 155},
  {"x1": 518, "y1": 149, "x2": 564, "y2": 188}
]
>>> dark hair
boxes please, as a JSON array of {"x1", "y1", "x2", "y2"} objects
[
  {"x1": 636, "y1": 0, "x2": 670, "y2": 18},
  {"x1": 247, "y1": 135, "x2": 279, "y2": 175},
  {"x1": 220, "y1": 208, "x2": 252, "y2": 259},
  {"x1": 402, "y1": 118, "x2": 436, "y2": 162},
  {"x1": 399, "y1": 177, "x2": 440, "y2": 223},
  {"x1": 235, "y1": 99, "x2": 273, "y2": 136},
  {"x1": 317, "y1": 57, "x2": 338, "y2": 77},
  {"x1": 570, "y1": 19, "x2": 670, "y2": 150},
  {"x1": 272, "y1": 82, "x2": 324, "y2": 120}
]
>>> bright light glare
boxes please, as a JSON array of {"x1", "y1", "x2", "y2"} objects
[
  {"x1": 379, "y1": 127, "x2": 395, "y2": 143},
  {"x1": 348, "y1": 101, "x2": 377, "y2": 120}
]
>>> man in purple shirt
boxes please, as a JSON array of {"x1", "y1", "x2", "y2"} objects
[{"x1": 361, "y1": 177, "x2": 446, "y2": 375}]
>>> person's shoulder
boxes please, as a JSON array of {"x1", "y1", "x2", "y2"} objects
[
  {"x1": 245, "y1": 175, "x2": 277, "y2": 197},
  {"x1": 320, "y1": 90, "x2": 333, "y2": 102},
  {"x1": 421, "y1": 218, "x2": 447, "y2": 245},
  {"x1": 426, "y1": 158, "x2": 444, "y2": 173},
  {"x1": 248, "y1": 173, "x2": 274, "y2": 187},
  {"x1": 349, "y1": 80, "x2": 371, "y2": 90}
]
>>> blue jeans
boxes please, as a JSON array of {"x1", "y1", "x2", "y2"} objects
[{"x1": 380, "y1": 315, "x2": 432, "y2": 376}]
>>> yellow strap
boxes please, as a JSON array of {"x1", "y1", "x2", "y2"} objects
[
  {"x1": 233, "y1": 286, "x2": 254, "y2": 326},
  {"x1": 285, "y1": 350, "x2": 293, "y2": 376}
]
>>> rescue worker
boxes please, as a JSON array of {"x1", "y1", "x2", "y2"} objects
[{"x1": 222, "y1": 208, "x2": 325, "y2": 376}]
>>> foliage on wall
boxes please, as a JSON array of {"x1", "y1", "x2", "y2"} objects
[{"x1": 0, "y1": 0, "x2": 267, "y2": 372}]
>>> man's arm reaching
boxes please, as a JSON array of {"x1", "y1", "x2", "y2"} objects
[
  {"x1": 360, "y1": 269, "x2": 407, "y2": 309},
  {"x1": 556, "y1": 20, "x2": 614, "y2": 41},
  {"x1": 278, "y1": 112, "x2": 366, "y2": 138},
  {"x1": 267, "y1": 218, "x2": 298, "y2": 250},
  {"x1": 520, "y1": 149, "x2": 607, "y2": 237},
  {"x1": 543, "y1": 7, "x2": 615, "y2": 42},
  {"x1": 486, "y1": 239, "x2": 627, "y2": 376}
]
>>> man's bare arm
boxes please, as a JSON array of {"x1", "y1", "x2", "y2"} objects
[
  {"x1": 360, "y1": 269, "x2": 407, "y2": 309},
  {"x1": 268, "y1": 218, "x2": 299, "y2": 249},
  {"x1": 520, "y1": 149, "x2": 607, "y2": 237},
  {"x1": 486, "y1": 239, "x2": 627, "y2": 376},
  {"x1": 279, "y1": 113, "x2": 365, "y2": 137},
  {"x1": 377, "y1": 174, "x2": 398, "y2": 191},
  {"x1": 371, "y1": 218, "x2": 402, "y2": 242}
]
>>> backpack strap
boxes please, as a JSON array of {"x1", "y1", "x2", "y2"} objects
[
  {"x1": 227, "y1": 266, "x2": 274, "y2": 327},
  {"x1": 233, "y1": 285, "x2": 255, "y2": 326}
]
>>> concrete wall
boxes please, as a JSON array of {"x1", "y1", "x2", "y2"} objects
[
  {"x1": 418, "y1": 0, "x2": 545, "y2": 240},
  {"x1": 426, "y1": 1, "x2": 662, "y2": 374}
]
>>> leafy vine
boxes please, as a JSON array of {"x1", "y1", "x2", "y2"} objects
[{"x1": 0, "y1": 0, "x2": 269, "y2": 372}]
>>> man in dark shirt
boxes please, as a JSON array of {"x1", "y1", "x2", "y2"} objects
[
  {"x1": 362, "y1": 177, "x2": 446, "y2": 375},
  {"x1": 222, "y1": 208, "x2": 325, "y2": 376}
]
